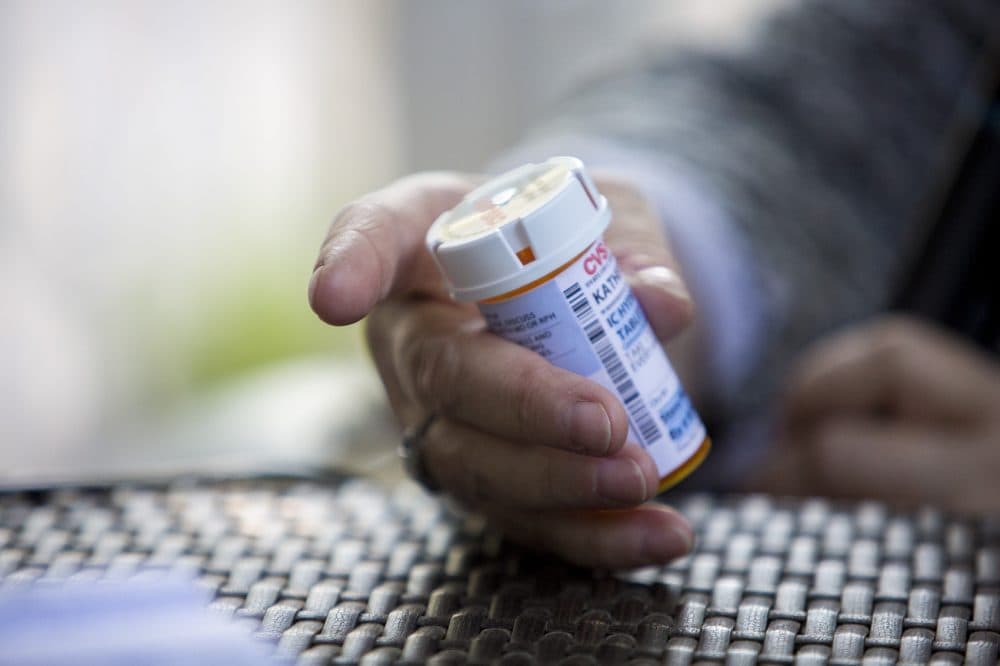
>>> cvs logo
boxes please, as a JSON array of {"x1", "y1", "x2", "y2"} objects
[{"x1": 583, "y1": 242, "x2": 610, "y2": 275}]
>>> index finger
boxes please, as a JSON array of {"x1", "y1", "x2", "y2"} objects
[
  {"x1": 597, "y1": 176, "x2": 694, "y2": 341},
  {"x1": 309, "y1": 172, "x2": 476, "y2": 326}
]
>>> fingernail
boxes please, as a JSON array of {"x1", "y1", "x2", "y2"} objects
[
  {"x1": 632, "y1": 266, "x2": 691, "y2": 302},
  {"x1": 641, "y1": 523, "x2": 694, "y2": 562},
  {"x1": 570, "y1": 402, "x2": 612, "y2": 454},
  {"x1": 596, "y1": 459, "x2": 647, "y2": 505}
]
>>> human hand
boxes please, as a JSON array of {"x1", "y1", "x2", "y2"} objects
[
  {"x1": 309, "y1": 171, "x2": 696, "y2": 567},
  {"x1": 768, "y1": 316, "x2": 1000, "y2": 512}
]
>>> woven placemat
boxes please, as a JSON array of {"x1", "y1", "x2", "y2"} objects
[{"x1": 1, "y1": 477, "x2": 998, "y2": 664}]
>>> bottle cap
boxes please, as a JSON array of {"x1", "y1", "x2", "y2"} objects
[{"x1": 426, "y1": 156, "x2": 610, "y2": 301}]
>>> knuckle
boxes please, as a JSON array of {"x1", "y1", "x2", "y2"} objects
[
  {"x1": 405, "y1": 334, "x2": 461, "y2": 410},
  {"x1": 326, "y1": 200, "x2": 399, "y2": 298},
  {"x1": 512, "y1": 363, "x2": 559, "y2": 439}
]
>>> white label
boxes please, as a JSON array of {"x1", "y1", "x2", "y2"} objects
[{"x1": 478, "y1": 238, "x2": 706, "y2": 477}]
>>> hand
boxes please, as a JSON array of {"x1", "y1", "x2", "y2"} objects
[
  {"x1": 309, "y1": 171, "x2": 697, "y2": 567},
  {"x1": 769, "y1": 316, "x2": 1000, "y2": 512}
]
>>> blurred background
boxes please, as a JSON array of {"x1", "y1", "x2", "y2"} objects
[{"x1": 1, "y1": 0, "x2": 774, "y2": 481}]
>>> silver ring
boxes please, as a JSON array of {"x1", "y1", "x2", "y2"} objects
[{"x1": 398, "y1": 413, "x2": 440, "y2": 493}]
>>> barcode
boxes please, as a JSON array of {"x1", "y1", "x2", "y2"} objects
[{"x1": 563, "y1": 283, "x2": 662, "y2": 445}]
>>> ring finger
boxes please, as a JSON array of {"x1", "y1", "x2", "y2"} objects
[{"x1": 487, "y1": 503, "x2": 694, "y2": 568}]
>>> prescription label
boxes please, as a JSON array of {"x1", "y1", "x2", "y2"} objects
[{"x1": 478, "y1": 240, "x2": 706, "y2": 476}]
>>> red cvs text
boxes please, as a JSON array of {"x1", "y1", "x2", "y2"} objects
[{"x1": 583, "y1": 242, "x2": 610, "y2": 276}]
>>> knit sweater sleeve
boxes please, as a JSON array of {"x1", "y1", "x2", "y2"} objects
[{"x1": 515, "y1": 0, "x2": 997, "y2": 427}]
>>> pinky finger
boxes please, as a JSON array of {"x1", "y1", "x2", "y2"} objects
[{"x1": 487, "y1": 503, "x2": 694, "y2": 569}]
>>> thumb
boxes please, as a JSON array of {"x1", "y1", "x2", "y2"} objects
[{"x1": 309, "y1": 172, "x2": 474, "y2": 326}]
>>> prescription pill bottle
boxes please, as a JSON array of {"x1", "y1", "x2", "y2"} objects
[{"x1": 426, "y1": 156, "x2": 710, "y2": 492}]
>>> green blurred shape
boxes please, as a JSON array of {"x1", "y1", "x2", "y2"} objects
[{"x1": 185, "y1": 265, "x2": 363, "y2": 388}]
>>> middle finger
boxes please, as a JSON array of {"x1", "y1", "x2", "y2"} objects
[{"x1": 421, "y1": 417, "x2": 659, "y2": 510}]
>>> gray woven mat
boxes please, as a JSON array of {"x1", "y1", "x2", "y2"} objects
[{"x1": 1, "y1": 477, "x2": 998, "y2": 664}]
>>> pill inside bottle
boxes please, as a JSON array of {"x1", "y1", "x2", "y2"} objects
[{"x1": 426, "y1": 156, "x2": 710, "y2": 491}]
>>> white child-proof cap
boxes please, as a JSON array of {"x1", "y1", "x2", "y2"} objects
[{"x1": 427, "y1": 156, "x2": 611, "y2": 302}]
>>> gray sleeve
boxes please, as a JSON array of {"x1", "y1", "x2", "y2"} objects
[{"x1": 521, "y1": 0, "x2": 997, "y2": 425}]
